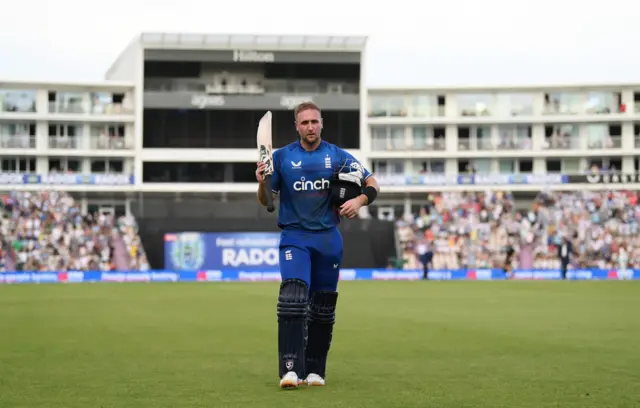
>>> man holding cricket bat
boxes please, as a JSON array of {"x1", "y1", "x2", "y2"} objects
[{"x1": 255, "y1": 102, "x2": 380, "y2": 389}]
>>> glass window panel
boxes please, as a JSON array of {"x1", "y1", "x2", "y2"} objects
[
  {"x1": 473, "y1": 159, "x2": 492, "y2": 173},
  {"x1": 562, "y1": 159, "x2": 581, "y2": 173},
  {"x1": 519, "y1": 160, "x2": 533, "y2": 173},
  {"x1": 495, "y1": 93, "x2": 534, "y2": 116},
  {"x1": 476, "y1": 126, "x2": 493, "y2": 149},
  {"x1": 91, "y1": 160, "x2": 106, "y2": 173},
  {"x1": 546, "y1": 160, "x2": 561, "y2": 173},
  {"x1": 0, "y1": 90, "x2": 37, "y2": 112},
  {"x1": 585, "y1": 125, "x2": 608, "y2": 148},
  {"x1": 67, "y1": 159, "x2": 80, "y2": 172},
  {"x1": 546, "y1": 125, "x2": 580, "y2": 149},
  {"x1": 387, "y1": 97, "x2": 407, "y2": 117},
  {"x1": 411, "y1": 126, "x2": 427, "y2": 149},
  {"x1": 584, "y1": 92, "x2": 617, "y2": 114},
  {"x1": 371, "y1": 127, "x2": 387, "y2": 150},
  {"x1": 458, "y1": 93, "x2": 493, "y2": 116},
  {"x1": 410, "y1": 95, "x2": 434, "y2": 117},
  {"x1": 498, "y1": 160, "x2": 515, "y2": 173},
  {"x1": 429, "y1": 160, "x2": 445, "y2": 173},
  {"x1": 509, "y1": 93, "x2": 534, "y2": 116},
  {"x1": 108, "y1": 160, "x2": 124, "y2": 173},
  {"x1": 390, "y1": 161, "x2": 404, "y2": 174},
  {"x1": 368, "y1": 96, "x2": 387, "y2": 117},
  {"x1": 390, "y1": 127, "x2": 405, "y2": 149},
  {"x1": 545, "y1": 92, "x2": 584, "y2": 114},
  {"x1": 373, "y1": 160, "x2": 388, "y2": 174},
  {"x1": 2, "y1": 158, "x2": 16, "y2": 172}
]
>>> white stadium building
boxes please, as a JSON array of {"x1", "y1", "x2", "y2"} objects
[{"x1": 2, "y1": 32, "x2": 640, "y2": 219}]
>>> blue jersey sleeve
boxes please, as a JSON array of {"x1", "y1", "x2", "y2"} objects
[
  {"x1": 340, "y1": 148, "x2": 372, "y2": 180},
  {"x1": 270, "y1": 150, "x2": 282, "y2": 194}
]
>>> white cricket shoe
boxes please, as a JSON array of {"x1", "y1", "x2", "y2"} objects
[
  {"x1": 279, "y1": 371, "x2": 301, "y2": 389},
  {"x1": 304, "y1": 373, "x2": 326, "y2": 386}
]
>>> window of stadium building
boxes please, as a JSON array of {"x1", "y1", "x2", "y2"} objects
[
  {"x1": 458, "y1": 126, "x2": 497, "y2": 150},
  {"x1": 584, "y1": 91, "x2": 622, "y2": 114},
  {"x1": 543, "y1": 125, "x2": 580, "y2": 149},
  {"x1": 0, "y1": 123, "x2": 36, "y2": 149},
  {"x1": 635, "y1": 124, "x2": 640, "y2": 148},
  {"x1": 460, "y1": 159, "x2": 491, "y2": 173},
  {"x1": 546, "y1": 159, "x2": 581, "y2": 173},
  {"x1": 475, "y1": 126, "x2": 494, "y2": 150},
  {"x1": 543, "y1": 92, "x2": 584, "y2": 115},
  {"x1": 91, "y1": 159, "x2": 124, "y2": 173},
  {"x1": 498, "y1": 160, "x2": 515, "y2": 174},
  {"x1": 91, "y1": 158, "x2": 125, "y2": 173},
  {"x1": 412, "y1": 160, "x2": 445, "y2": 174},
  {"x1": 411, "y1": 126, "x2": 445, "y2": 150},
  {"x1": 48, "y1": 124, "x2": 83, "y2": 149},
  {"x1": 408, "y1": 95, "x2": 441, "y2": 117},
  {"x1": 371, "y1": 160, "x2": 405, "y2": 176},
  {"x1": 495, "y1": 93, "x2": 534, "y2": 116},
  {"x1": 49, "y1": 91, "x2": 84, "y2": 114},
  {"x1": 496, "y1": 125, "x2": 532, "y2": 150},
  {"x1": 585, "y1": 124, "x2": 622, "y2": 149},
  {"x1": 371, "y1": 127, "x2": 387, "y2": 150},
  {"x1": 457, "y1": 93, "x2": 493, "y2": 116},
  {"x1": 389, "y1": 127, "x2": 406, "y2": 149},
  {"x1": 48, "y1": 158, "x2": 80, "y2": 172},
  {"x1": 498, "y1": 159, "x2": 532, "y2": 174},
  {"x1": 588, "y1": 158, "x2": 622, "y2": 172},
  {"x1": 1, "y1": 157, "x2": 35, "y2": 173},
  {"x1": 0, "y1": 90, "x2": 36, "y2": 113},
  {"x1": 371, "y1": 126, "x2": 406, "y2": 150},
  {"x1": 90, "y1": 92, "x2": 127, "y2": 115},
  {"x1": 90, "y1": 124, "x2": 128, "y2": 149},
  {"x1": 368, "y1": 95, "x2": 408, "y2": 117}
]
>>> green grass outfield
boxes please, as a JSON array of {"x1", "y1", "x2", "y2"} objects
[{"x1": 1, "y1": 281, "x2": 639, "y2": 408}]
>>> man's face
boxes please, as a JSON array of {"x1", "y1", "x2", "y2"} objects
[{"x1": 295, "y1": 108, "x2": 322, "y2": 145}]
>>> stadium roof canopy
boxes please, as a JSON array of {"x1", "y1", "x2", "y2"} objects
[
  {"x1": 138, "y1": 32, "x2": 368, "y2": 52},
  {"x1": 105, "y1": 32, "x2": 367, "y2": 81}
]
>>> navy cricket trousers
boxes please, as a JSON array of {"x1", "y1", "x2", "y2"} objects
[{"x1": 278, "y1": 227, "x2": 343, "y2": 294}]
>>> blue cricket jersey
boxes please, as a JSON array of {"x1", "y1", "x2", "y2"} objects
[{"x1": 270, "y1": 140, "x2": 372, "y2": 232}]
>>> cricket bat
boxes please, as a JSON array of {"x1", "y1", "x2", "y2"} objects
[{"x1": 257, "y1": 111, "x2": 275, "y2": 213}]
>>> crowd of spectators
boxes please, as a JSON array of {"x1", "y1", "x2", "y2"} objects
[
  {"x1": 0, "y1": 191, "x2": 149, "y2": 272},
  {"x1": 2, "y1": 188, "x2": 636, "y2": 275},
  {"x1": 394, "y1": 190, "x2": 640, "y2": 272}
]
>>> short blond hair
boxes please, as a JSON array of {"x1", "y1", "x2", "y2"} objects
[{"x1": 294, "y1": 101, "x2": 321, "y2": 121}]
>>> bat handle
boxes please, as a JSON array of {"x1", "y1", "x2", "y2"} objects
[{"x1": 264, "y1": 174, "x2": 275, "y2": 213}]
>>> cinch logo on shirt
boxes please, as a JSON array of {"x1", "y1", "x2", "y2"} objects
[{"x1": 293, "y1": 177, "x2": 330, "y2": 191}]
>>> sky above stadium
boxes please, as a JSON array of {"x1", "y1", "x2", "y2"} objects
[{"x1": 1, "y1": 0, "x2": 638, "y2": 87}]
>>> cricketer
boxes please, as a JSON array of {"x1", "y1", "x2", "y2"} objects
[{"x1": 255, "y1": 102, "x2": 380, "y2": 389}]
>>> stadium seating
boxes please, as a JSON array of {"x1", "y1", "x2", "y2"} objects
[
  {"x1": 3, "y1": 188, "x2": 638, "y2": 274},
  {"x1": 0, "y1": 191, "x2": 149, "y2": 272},
  {"x1": 394, "y1": 191, "x2": 640, "y2": 271}
]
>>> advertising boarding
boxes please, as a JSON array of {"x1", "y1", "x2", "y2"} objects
[{"x1": 163, "y1": 232, "x2": 280, "y2": 271}]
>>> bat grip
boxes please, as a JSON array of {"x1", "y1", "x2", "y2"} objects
[{"x1": 264, "y1": 174, "x2": 275, "y2": 213}]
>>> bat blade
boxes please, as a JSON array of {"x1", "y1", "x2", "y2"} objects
[{"x1": 257, "y1": 111, "x2": 275, "y2": 213}]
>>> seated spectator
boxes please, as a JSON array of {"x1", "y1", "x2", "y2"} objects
[{"x1": 117, "y1": 215, "x2": 150, "y2": 271}]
